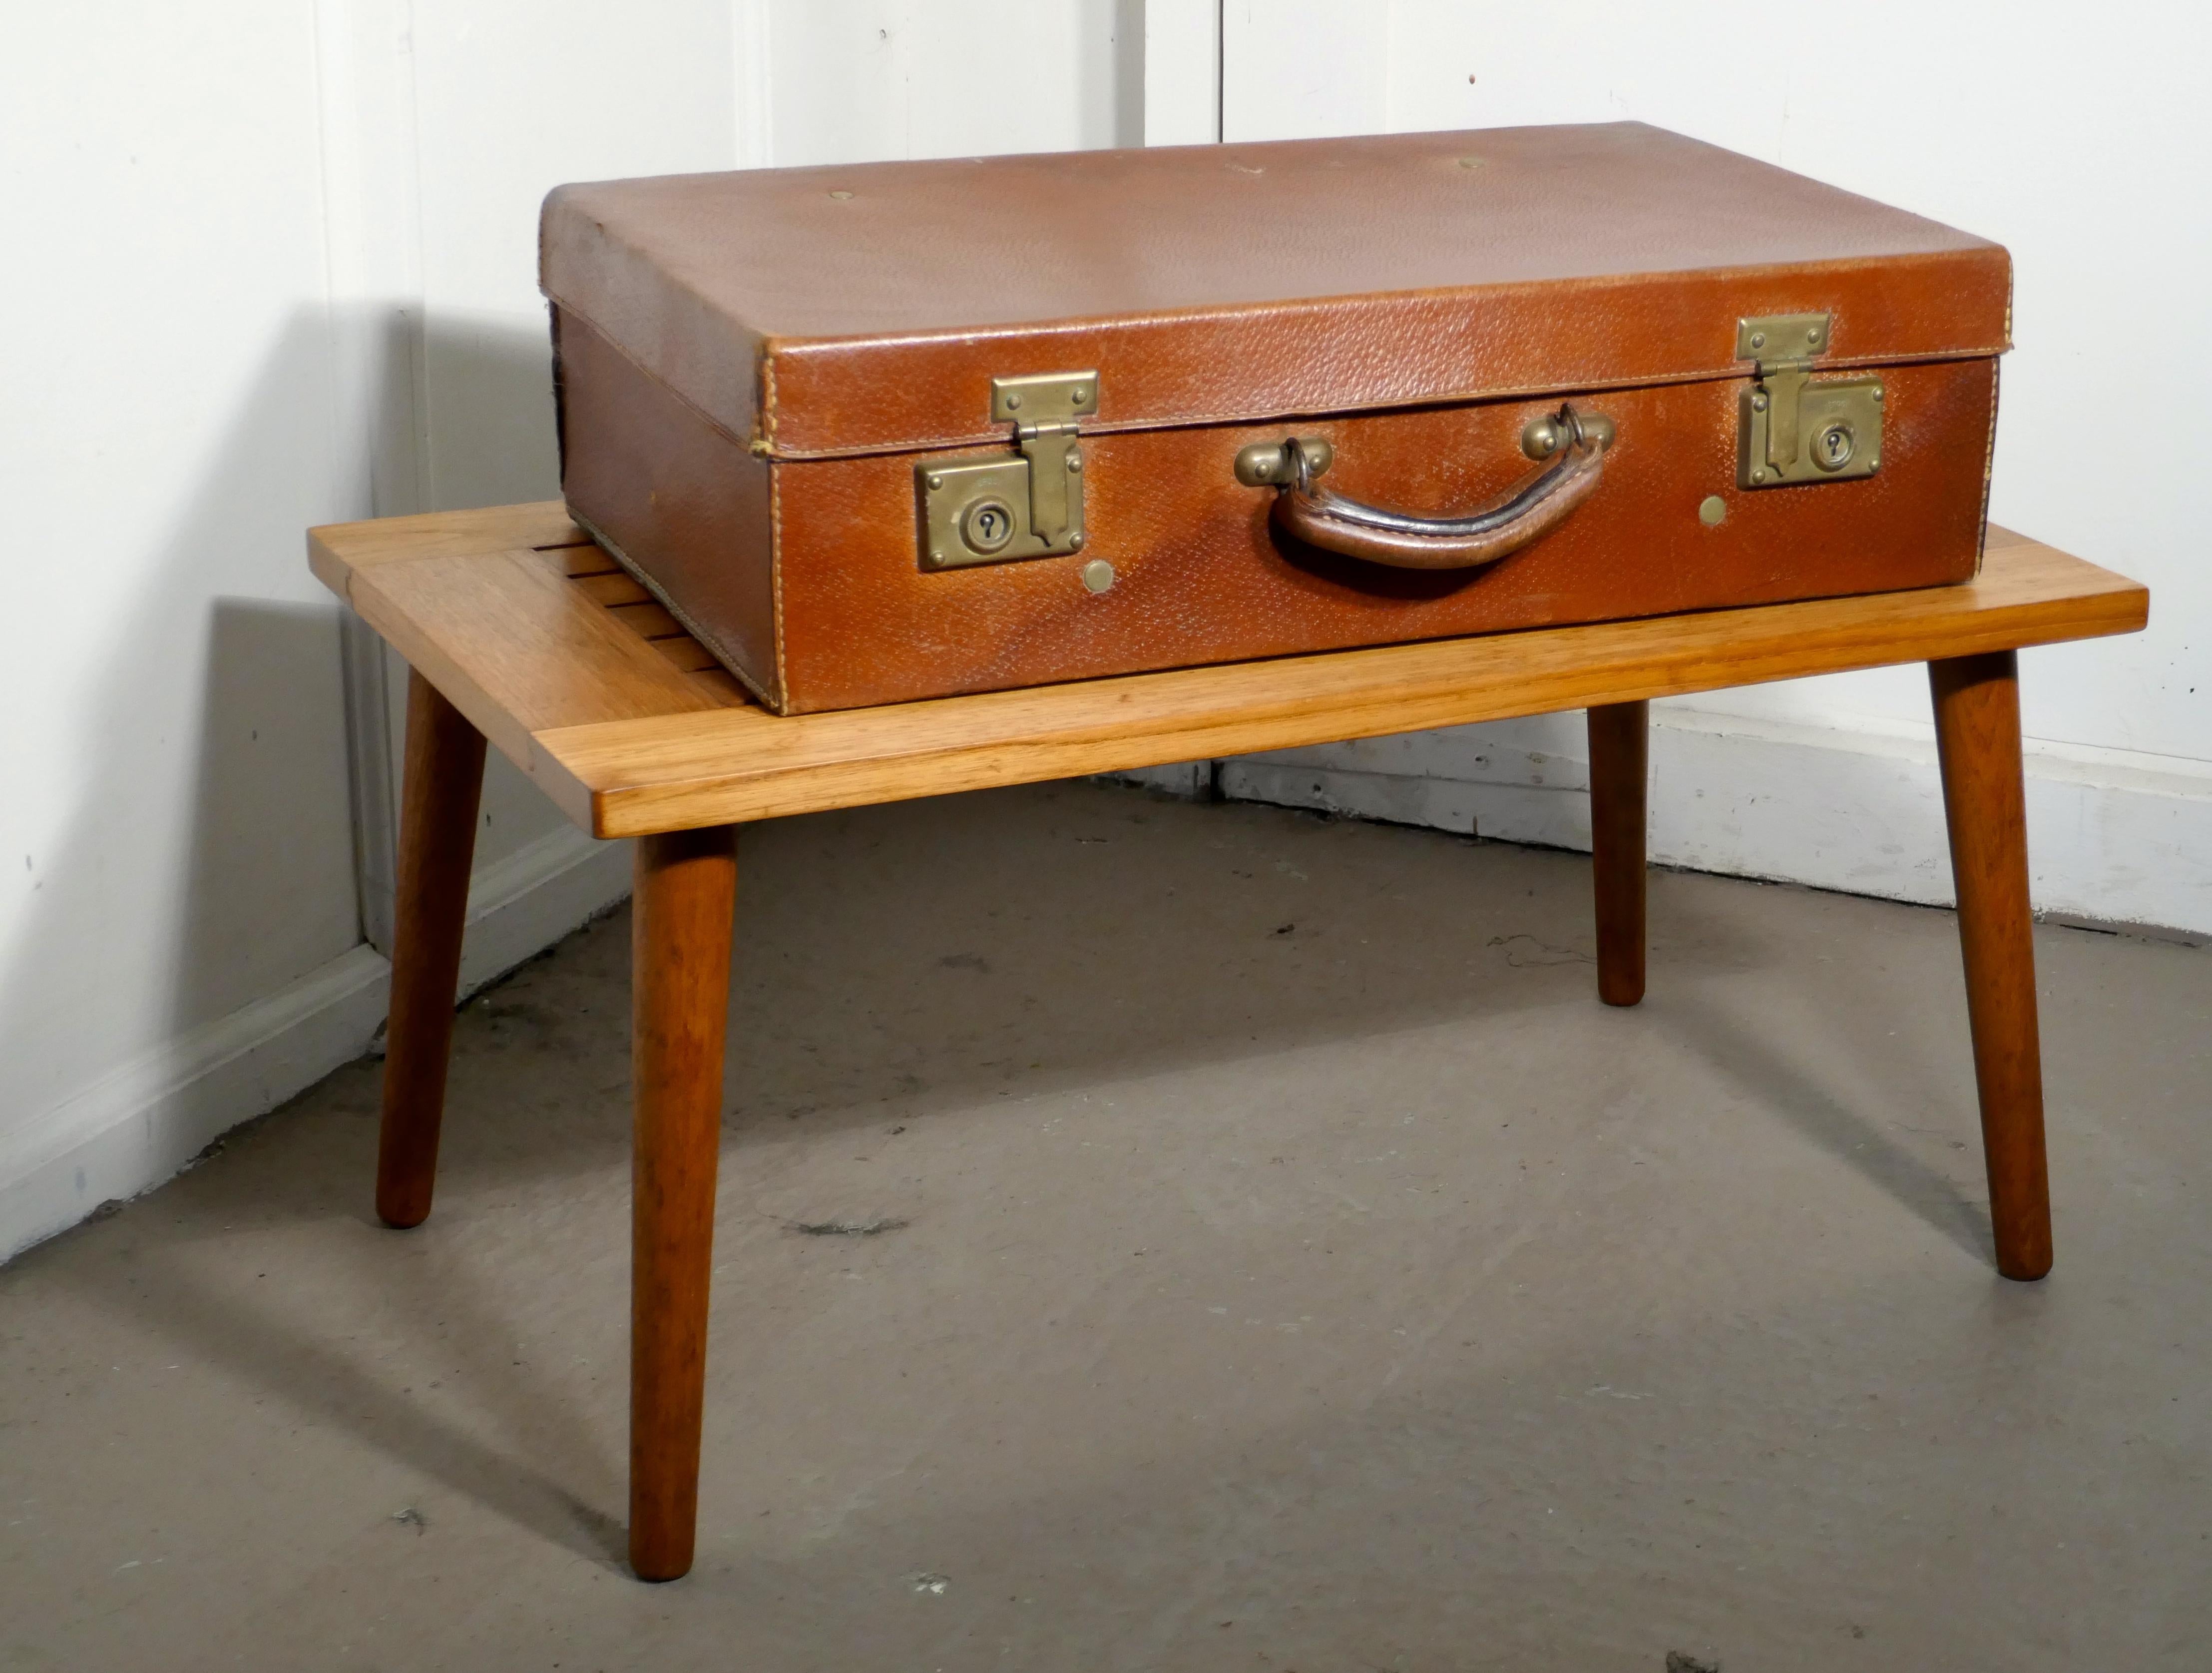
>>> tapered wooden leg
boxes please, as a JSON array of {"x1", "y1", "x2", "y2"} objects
[
  {"x1": 1930, "y1": 651, "x2": 2052, "y2": 1281},
  {"x1": 629, "y1": 826, "x2": 738, "y2": 1582},
  {"x1": 376, "y1": 670, "x2": 487, "y2": 1229},
  {"x1": 1587, "y1": 699, "x2": 1649, "y2": 1007}
]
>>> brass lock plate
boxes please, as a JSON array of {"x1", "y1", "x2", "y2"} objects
[
  {"x1": 917, "y1": 371, "x2": 1094, "y2": 569},
  {"x1": 918, "y1": 455, "x2": 1061, "y2": 569},
  {"x1": 1738, "y1": 376, "x2": 1885, "y2": 488},
  {"x1": 1735, "y1": 312, "x2": 1885, "y2": 490}
]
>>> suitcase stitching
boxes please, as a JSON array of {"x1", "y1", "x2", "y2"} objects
[{"x1": 769, "y1": 459, "x2": 787, "y2": 712}]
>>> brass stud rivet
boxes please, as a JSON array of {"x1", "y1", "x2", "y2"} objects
[
  {"x1": 1520, "y1": 416, "x2": 1562, "y2": 461},
  {"x1": 1752, "y1": 468, "x2": 1769, "y2": 484},
  {"x1": 1750, "y1": 331, "x2": 1767, "y2": 350},
  {"x1": 926, "y1": 474, "x2": 944, "y2": 490},
  {"x1": 1752, "y1": 393, "x2": 1768, "y2": 412},
  {"x1": 1069, "y1": 533, "x2": 1085, "y2": 550},
  {"x1": 1073, "y1": 386, "x2": 1091, "y2": 403},
  {"x1": 1081, "y1": 558, "x2": 1115, "y2": 592},
  {"x1": 1873, "y1": 387, "x2": 1884, "y2": 403},
  {"x1": 1806, "y1": 326, "x2": 1822, "y2": 344},
  {"x1": 1004, "y1": 392, "x2": 1022, "y2": 410},
  {"x1": 1699, "y1": 495, "x2": 1727, "y2": 526},
  {"x1": 1066, "y1": 454, "x2": 1081, "y2": 472}
]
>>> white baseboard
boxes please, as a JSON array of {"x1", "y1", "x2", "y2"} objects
[
  {"x1": 454, "y1": 822, "x2": 631, "y2": 1000},
  {"x1": 1221, "y1": 708, "x2": 2212, "y2": 938},
  {"x1": 0, "y1": 945, "x2": 393, "y2": 1263},
  {"x1": 1, "y1": 824, "x2": 633, "y2": 1264}
]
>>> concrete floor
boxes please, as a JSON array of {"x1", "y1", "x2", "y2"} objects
[{"x1": 4, "y1": 781, "x2": 2209, "y2": 1672}]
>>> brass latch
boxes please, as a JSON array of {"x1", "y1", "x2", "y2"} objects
[
  {"x1": 916, "y1": 371, "x2": 1096, "y2": 569},
  {"x1": 1233, "y1": 437, "x2": 1334, "y2": 487},
  {"x1": 1736, "y1": 314, "x2": 1884, "y2": 489}
]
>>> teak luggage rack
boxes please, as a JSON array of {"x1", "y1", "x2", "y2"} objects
[{"x1": 310, "y1": 502, "x2": 2147, "y2": 1582}]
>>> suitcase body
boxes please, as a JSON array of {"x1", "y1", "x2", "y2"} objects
[{"x1": 542, "y1": 123, "x2": 2008, "y2": 715}]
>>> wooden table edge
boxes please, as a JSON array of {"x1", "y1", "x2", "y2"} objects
[
  {"x1": 310, "y1": 501, "x2": 589, "y2": 572},
  {"x1": 305, "y1": 509, "x2": 2148, "y2": 842},
  {"x1": 550, "y1": 562, "x2": 2147, "y2": 838}
]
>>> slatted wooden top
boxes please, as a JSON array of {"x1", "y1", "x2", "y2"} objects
[{"x1": 309, "y1": 502, "x2": 2148, "y2": 839}]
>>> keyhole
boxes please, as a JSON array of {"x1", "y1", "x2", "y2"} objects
[
  {"x1": 961, "y1": 498, "x2": 1015, "y2": 554},
  {"x1": 1812, "y1": 420, "x2": 1856, "y2": 472}
]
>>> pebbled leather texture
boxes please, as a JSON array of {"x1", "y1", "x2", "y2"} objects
[
  {"x1": 765, "y1": 363, "x2": 1993, "y2": 713},
  {"x1": 545, "y1": 123, "x2": 2007, "y2": 714},
  {"x1": 543, "y1": 121, "x2": 2009, "y2": 459}
]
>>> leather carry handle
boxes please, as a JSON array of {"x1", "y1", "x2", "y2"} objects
[{"x1": 1238, "y1": 404, "x2": 1616, "y2": 572}]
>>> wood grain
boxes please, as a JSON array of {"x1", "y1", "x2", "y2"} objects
[
  {"x1": 652, "y1": 638, "x2": 722, "y2": 674},
  {"x1": 309, "y1": 500, "x2": 587, "y2": 595},
  {"x1": 577, "y1": 570, "x2": 654, "y2": 607},
  {"x1": 1930, "y1": 651, "x2": 2053, "y2": 1281},
  {"x1": 610, "y1": 599, "x2": 687, "y2": 640},
  {"x1": 347, "y1": 547, "x2": 722, "y2": 777},
  {"x1": 375, "y1": 671, "x2": 487, "y2": 1229},
  {"x1": 628, "y1": 826, "x2": 738, "y2": 1582},
  {"x1": 540, "y1": 543, "x2": 2147, "y2": 837},
  {"x1": 1586, "y1": 700, "x2": 1648, "y2": 1008},
  {"x1": 306, "y1": 502, "x2": 2148, "y2": 843},
  {"x1": 556, "y1": 543, "x2": 622, "y2": 577}
]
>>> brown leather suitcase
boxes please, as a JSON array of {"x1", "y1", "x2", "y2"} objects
[{"x1": 541, "y1": 122, "x2": 2007, "y2": 715}]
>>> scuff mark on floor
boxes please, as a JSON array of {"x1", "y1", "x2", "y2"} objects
[
  {"x1": 788, "y1": 1217, "x2": 909, "y2": 1238},
  {"x1": 1487, "y1": 932, "x2": 1595, "y2": 967}
]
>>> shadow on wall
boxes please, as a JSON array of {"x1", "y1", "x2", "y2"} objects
[
  {"x1": 359, "y1": 312, "x2": 586, "y2": 936},
  {"x1": 420, "y1": 309, "x2": 566, "y2": 512},
  {"x1": 1, "y1": 319, "x2": 359, "y2": 1208},
  {"x1": 183, "y1": 598, "x2": 365, "y2": 1015},
  {"x1": 353, "y1": 300, "x2": 568, "y2": 517},
  {"x1": 1, "y1": 304, "x2": 578, "y2": 1255}
]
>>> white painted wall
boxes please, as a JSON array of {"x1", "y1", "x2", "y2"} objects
[
  {"x1": 0, "y1": 3, "x2": 379, "y2": 1256},
  {"x1": 0, "y1": 0, "x2": 1130, "y2": 1259},
  {"x1": 339, "y1": 0, "x2": 748, "y2": 972},
  {"x1": 1212, "y1": 0, "x2": 2212, "y2": 937}
]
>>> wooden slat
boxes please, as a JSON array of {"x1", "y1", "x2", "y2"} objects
[
  {"x1": 527, "y1": 541, "x2": 2146, "y2": 837},
  {"x1": 687, "y1": 667, "x2": 751, "y2": 706},
  {"x1": 610, "y1": 600, "x2": 688, "y2": 641},
  {"x1": 576, "y1": 569, "x2": 653, "y2": 605},
  {"x1": 651, "y1": 636, "x2": 723, "y2": 674},
  {"x1": 308, "y1": 501, "x2": 586, "y2": 597},
  {"x1": 348, "y1": 546, "x2": 723, "y2": 801},
  {"x1": 558, "y1": 546, "x2": 622, "y2": 578}
]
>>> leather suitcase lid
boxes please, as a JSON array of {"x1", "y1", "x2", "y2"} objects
[{"x1": 541, "y1": 121, "x2": 2009, "y2": 461}]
